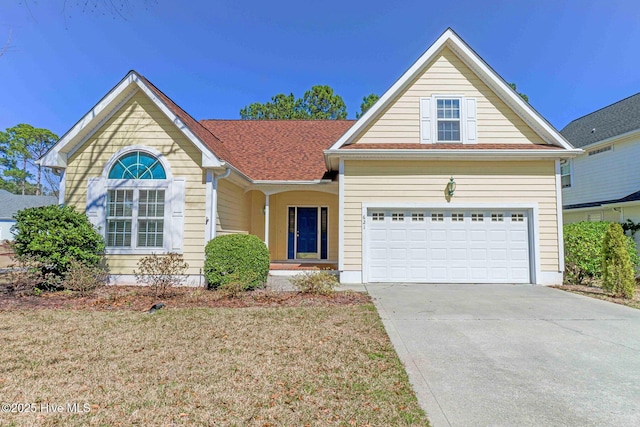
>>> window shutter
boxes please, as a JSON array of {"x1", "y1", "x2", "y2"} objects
[
  {"x1": 170, "y1": 178, "x2": 186, "y2": 252},
  {"x1": 465, "y1": 98, "x2": 477, "y2": 143},
  {"x1": 86, "y1": 178, "x2": 106, "y2": 237},
  {"x1": 420, "y1": 97, "x2": 432, "y2": 143}
]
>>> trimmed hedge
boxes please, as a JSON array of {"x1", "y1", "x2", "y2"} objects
[
  {"x1": 12, "y1": 205, "x2": 106, "y2": 281},
  {"x1": 601, "y1": 222, "x2": 635, "y2": 298},
  {"x1": 204, "y1": 234, "x2": 270, "y2": 290},
  {"x1": 563, "y1": 221, "x2": 638, "y2": 285}
]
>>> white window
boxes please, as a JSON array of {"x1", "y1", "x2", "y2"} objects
[
  {"x1": 560, "y1": 160, "x2": 571, "y2": 188},
  {"x1": 392, "y1": 212, "x2": 404, "y2": 222},
  {"x1": 511, "y1": 213, "x2": 524, "y2": 222},
  {"x1": 431, "y1": 213, "x2": 444, "y2": 222},
  {"x1": 471, "y1": 213, "x2": 484, "y2": 222},
  {"x1": 491, "y1": 213, "x2": 504, "y2": 222},
  {"x1": 436, "y1": 99, "x2": 461, "y2": 142},
  {"x1": 86, "y1": 148, "x2": 185, "y2": 254},
  {"x1": 420, "y1": 96, "x2": 477, "y2": 144},
  {"x1": 372, "y1": 212, "x2": 385, "y2": 222},
  {"x1": 411, "y1": 213, "x2": 425, "y2": 222},
  {"x1": 452, "y1": 213, "x2": 464, "y2": 222}
]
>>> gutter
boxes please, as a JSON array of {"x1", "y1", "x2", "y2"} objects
[{"x1": 210, "y1": 167, "x2": 231, "y2": 240}]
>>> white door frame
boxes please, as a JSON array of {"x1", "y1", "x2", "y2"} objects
[
  {"x1": 287, "y1": 205, "x2": 329, "y2": 260},
  {"x1": 361, "y1": 202, "x2": 540, "y2": 284}
]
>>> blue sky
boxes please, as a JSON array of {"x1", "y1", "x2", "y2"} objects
[{"x1": 0, "y1": 0, "x2": 639, "y2": 138}]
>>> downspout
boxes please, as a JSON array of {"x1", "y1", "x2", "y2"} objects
[{"x1": 211, "y1": 167, "x2": 231, "y2": 240}]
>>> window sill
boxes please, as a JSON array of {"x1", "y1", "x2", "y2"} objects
[{"x1": 105, "y1": 247, "x2": 180, "y2": 256}]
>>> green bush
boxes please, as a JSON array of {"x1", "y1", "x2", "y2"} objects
[
  {"x1": 204, "y1": 234, "x2": 269, "y2": 290},
  {"x1": 11, "y1": 205, "x2": 106, "y2": 286},
  {"x1": 563, "y1": 221, "x2": 638, "y2": 285},
  {"x1": 290, "y1": 270, "x2": 339, "y2": 295},
  {"x1": 601, "y1": 223, "x2": 636, "y2": 298}
]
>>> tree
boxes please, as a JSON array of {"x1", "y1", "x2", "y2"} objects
[
  {"x1": 1, "y1": 124, "x2": 59, "y2": 195},
  {"x1": 508, "y1": 83, "x2": 529, "y2": 103},
  {"x1": 240, "y1": 85, "x2": 347, "y2": 120},
  {"x1": 601, "y1": 222, "x2": 636, "y2": 299},
  {"x1": 356, "y1": 93, "x2": 380, "y2": 119}
]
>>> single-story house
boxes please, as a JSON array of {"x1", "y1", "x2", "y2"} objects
[
  {"x1": 0, "y1": 189, "x2": 58, "y2": 241},
  {"x1": 40, "y1": 28, "x2": 580, "y2": 285},
  {"x1": 561, "y1": 93, "x2": 640, "y2": 245}
]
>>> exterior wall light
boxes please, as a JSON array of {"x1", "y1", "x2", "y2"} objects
[{"x1": 447, "y1": 177, "x2": 456, "y2": 197}]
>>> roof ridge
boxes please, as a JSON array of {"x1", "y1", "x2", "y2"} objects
[
  {"x1": 199, "y1": 118, "x2": 357, "y2": 122},
  {"x1": 564, "y1": 91, "x2": 640, "y2": 127}
]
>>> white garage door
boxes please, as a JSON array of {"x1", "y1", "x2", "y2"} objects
[{"x1": 366, "y1": 209, "x2": 531, "y2": 283}]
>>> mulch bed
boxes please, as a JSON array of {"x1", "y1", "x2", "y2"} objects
[
  {"x1": 551, "y1": 283, "x2": 640, "y2": 309},
  {"x1": 0, "y1": 285, "x2": 370, "y2": 311}
]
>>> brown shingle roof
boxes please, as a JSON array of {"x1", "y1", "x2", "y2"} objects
[
  {"x1": 200, "y1": 120, "x2": 355, "y2": 181},
  {"x1": 136, "y1": 73, "x2": 237, "y2": 165},
  {"x1": 341, "y1": 143, "x2": 561, "y2": 150}
]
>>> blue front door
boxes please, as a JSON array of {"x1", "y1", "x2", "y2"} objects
[{"x1": 296, "y1": 207, "x2": 318, "y2": 258}]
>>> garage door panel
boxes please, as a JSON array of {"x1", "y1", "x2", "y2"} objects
[{"x1": 366, "y1": 208, "x2": 531, "y2": 283}]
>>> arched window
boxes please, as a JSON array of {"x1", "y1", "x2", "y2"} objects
[
  {"x1": 105, "y1": 151, "x2": 168, "y2": 249},
  {"x1": 108, "y1": 151, "x2": 166, "y2": 179}
]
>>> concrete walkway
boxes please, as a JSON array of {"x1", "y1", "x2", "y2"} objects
[{"x1": 366, "y1": 283, "x2": 640, "y2": 427}]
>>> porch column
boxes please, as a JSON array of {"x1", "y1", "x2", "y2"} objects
[{"x1": 264, "y1": 194, "x2": 270, "y2": 248}]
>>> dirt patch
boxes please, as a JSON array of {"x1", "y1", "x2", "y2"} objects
[
  {"x1": 552, "y1": 283, "x2": 640, "y2": 309},
  {"x1": 0, "y1": 285, "x2": 370, "y2": 311},
  {"x1": 0, "y1": 241, "x2": 15, "y2": 269}
]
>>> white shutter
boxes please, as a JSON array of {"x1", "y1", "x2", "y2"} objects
[
  {"x1": 86, "y1": 178, "x2": 106, "y2": 236},
  {"x1": 170, "y1": 178, "x2": 186, "y2": 252},
  {"x1": 465, "y1": 98, "x2": 477, "y2": 144},
  {"x1": 420, "y1": 97, "x2": 432, "y2": 143}
]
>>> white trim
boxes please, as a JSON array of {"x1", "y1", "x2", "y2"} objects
[
  {"x1": 40, "y1": 71, "x2": 223, "y2": 169},
  {"x1": 102, "y1": 145, "x2": 173, "y2": 180},
  {"x1": 58, "y1": 169, "x2": 66, "y2": 205},
  {"x1": 338, "y1": 159, "x2": 345, "y2": 271},
  {"x1": 66, "y1": 89, "x2": 138, "y2": 160},
  {"x1": 339, "y1": 270, "x2": 363, "y2": 284},
  {"x1": 432, "y1": 94, "x2": 464, "y2": 144},
  {"x1": 360, "y1": 202, "x2": 541, "y2": 285},
  {"x1": 205, "y1": 170, "x2": 213, "y2": 243},
  {"x1": 211, "y1": 168, "x2": 230, "y2": 240},
  {"x1": 555, "y1": 160, "x2": 565, "y2": 273},
  {"x1": 328, "y1": 28, "x2": 574, "y2": 151},
  {"x1": 264, "y1": 194, "x2": 270, "y2": 247}
]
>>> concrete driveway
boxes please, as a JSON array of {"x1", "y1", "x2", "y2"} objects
[{"x1": 366, "y1": 283, "x2": 640, "y2": 427}]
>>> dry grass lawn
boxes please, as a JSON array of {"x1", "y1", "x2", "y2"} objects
[
  {"x1": 0, "y1": 305, "x2": 429, "y2": 426},
  {"x1": 554, "y1": 283, "x2": 640, "y2": 309}
]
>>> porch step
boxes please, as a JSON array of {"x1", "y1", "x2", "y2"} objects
[{"x1": 269, "y1": 262, "x2": 338, "y2": 271}]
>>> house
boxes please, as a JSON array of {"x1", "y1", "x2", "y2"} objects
[
  {"x1": 0, "y1": 189, "x2": 58, "y2": 240},
  {"x1": 561, "y1": 93, "x2": 640, "y2": 244},
  {"x1": 40, "y1": 28, "x2": 579, "y2": 285}
]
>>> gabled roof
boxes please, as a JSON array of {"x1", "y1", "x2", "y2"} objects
[
  {"x1": 40, "y1": 70, "x2": 226, "y2": 169},
  {"x1": 201, "y1": 120, "x2": 354, "y2": 181},
  {"x1": 0, "y1": 190, "x2": 58, "y2": 220},
  {"x1": 327, "y1": 28, "x2": 576, "y2": 152},
  {"x1": 560, "y1": 92, "x2": 640, "y2": 148}
]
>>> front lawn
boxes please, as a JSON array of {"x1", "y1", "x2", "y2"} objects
[
  {"x1": 553, "y1": 283, "x2": 640, "y2": 310},
  {"x1": 0, "y1": 305, "x2": 429, "y2": 426}
]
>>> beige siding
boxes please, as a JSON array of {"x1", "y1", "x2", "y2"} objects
[
  {"x1": 268, "y1": 191, "x2": 339, "y2": 261},
  {"x1": 343, "y1": 160, "x2": 560, "y2": 273},
  {"x1": 216, "y1": 179, "x2": 251, "y2": 235},
  {"x1": 66, "y1": 91, "x2": 206, "y2": 275},
  {"x1": 355, "y1": 47, "x2": 545, "y2": 145}
]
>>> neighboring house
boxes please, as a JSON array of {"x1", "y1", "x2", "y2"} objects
[
  {"x1": 40, "y1": 28, "x2": 579, "y2": 285},
  {"x1": 0, "y1": 189, "x2": 58, "y2": 241},
  {"x1": 561, "y1": 93, "x2": 640, "y2": 244}
]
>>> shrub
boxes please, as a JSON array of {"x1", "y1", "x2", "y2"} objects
[
  {"x1": 204, "y1": 234, "x2": 269, "y2": 290},
  {"x1": 11, "y1": 205, "x2": 106, "y2": 286},
  {"x1": 218, "y1": 271, "x2": 258, "y2": 298},
  {"x1": 290, "y1": 270, "x2": 339, "y2": 295},
  {"x1": 134, "y1": 252, "x2": 189, "y2": 297},
  {"x1": 4, "y1": 256, "x2": 44, "y2": 295},
  {"x1": 563, "y1": 221, "x2": 638, "y2": 285},
  {"x1": 63, "y1": 258, "x2": 110, "y2": 296},
  {"x1": 601, "y1": 223, "x2": 636, "y2": 299}
]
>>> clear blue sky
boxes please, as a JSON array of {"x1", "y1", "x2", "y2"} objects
[{"x1": 1, "y1": 0, "x2": 639, "y2": 138}]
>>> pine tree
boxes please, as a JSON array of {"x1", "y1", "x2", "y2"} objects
[{"x1": 601, "y1": 222, "x2": 636, "y2": 298}]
